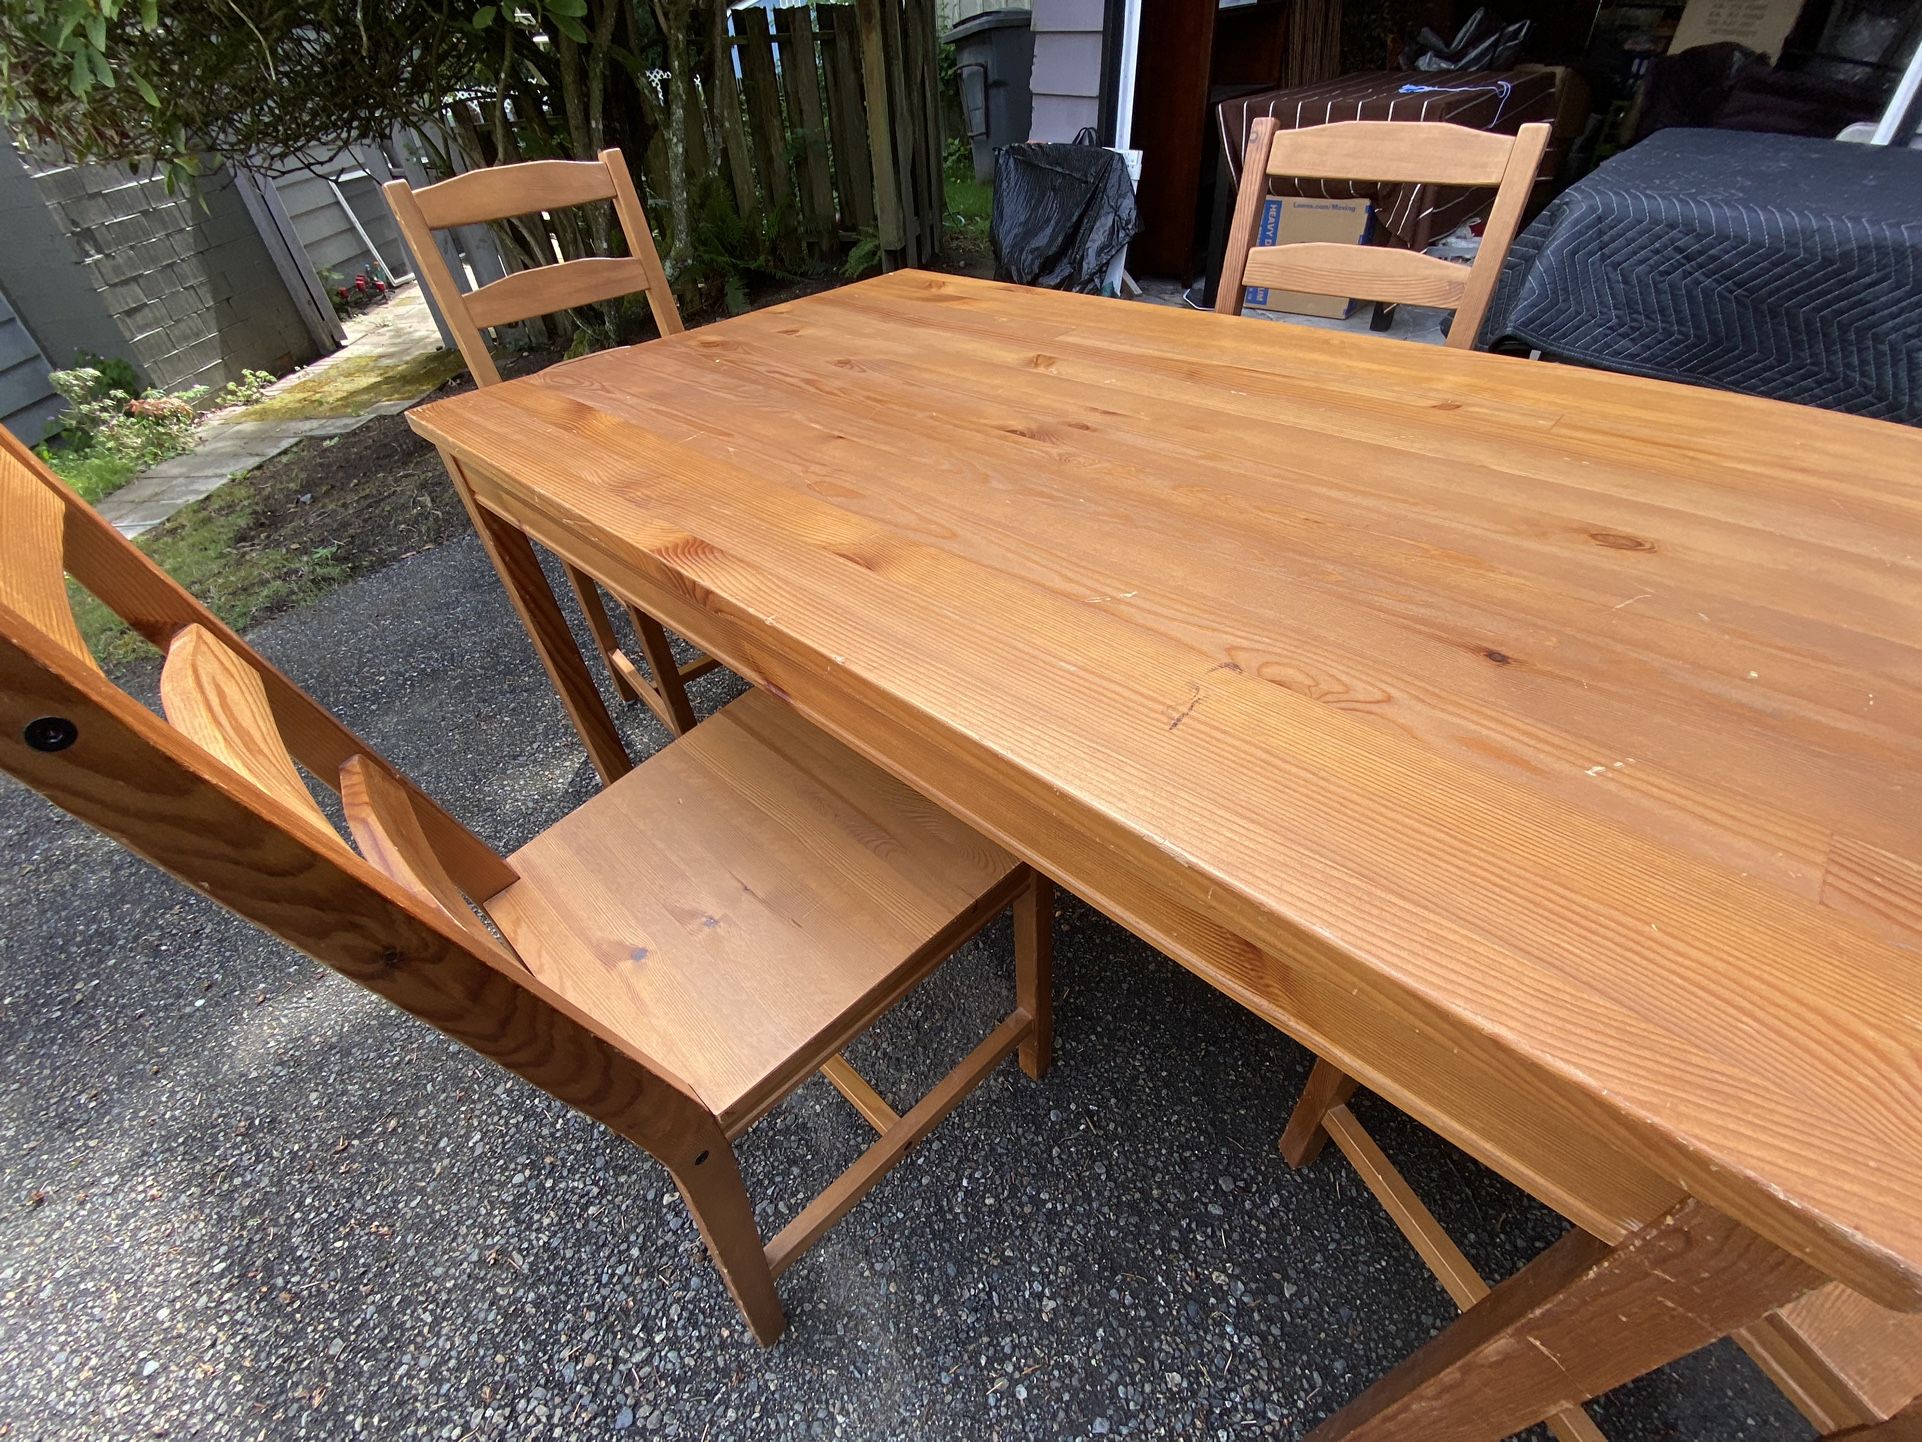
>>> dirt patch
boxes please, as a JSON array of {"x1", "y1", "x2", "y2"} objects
[
  {"x1": 75, "y1": 351, "x2": 565, "y2": 669},
  {"x1": 234, "y1": 403, "x2": 469, "y2": 566},
  {"x1": 217, "y1": 348, "x2": 568, "y2": 586}
]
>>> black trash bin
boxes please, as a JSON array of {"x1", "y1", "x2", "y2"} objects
[{"x1": 944, "y1": 9, "x2": 1034, "y2": 184}]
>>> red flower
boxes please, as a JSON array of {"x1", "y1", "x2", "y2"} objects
[{"x1": 337, "y1": 287, "x2": 349, "y2": 299}]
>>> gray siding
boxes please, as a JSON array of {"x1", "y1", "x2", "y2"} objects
[
  {"x1": 937, "y1": 0, "x2": 1030, "y2": 30},
  {"x1": 0, "y1": 141, "x2": 132, "y2": 375},
  {"x1": 0, "y1": 287, "x2": 60, "y2": 442},
  {"x1": 1028, "y1": 0, "x2": 1105, "y2": 141},
  {"x1": 13, "y1": 149, "x2": 321, "y2": 394},
  {"x1": 272, "y1": 148, "x2": 412, "y2": 284}
]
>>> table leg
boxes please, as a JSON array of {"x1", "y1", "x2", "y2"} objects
[
  {"x1": 1278, "y1": 1056, "x2": 1358, "y2": 1167},
  {"x1": 1304, "y1": 1197, "x2": 1825, "y2": 1442},
  {"x1": 439, "y1": 453, "x2": 631, "y2": 786}
]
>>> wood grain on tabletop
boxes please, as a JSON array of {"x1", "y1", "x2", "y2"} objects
[{"x1": 406, "y1": 270, "x2": 1922, "y2": 1307}]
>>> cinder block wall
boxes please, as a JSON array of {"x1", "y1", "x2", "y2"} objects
[{"x1": 18, "y1": 153, "x2": 320, "y2": 392}]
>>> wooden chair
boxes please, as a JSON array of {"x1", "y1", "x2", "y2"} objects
[
  {"x1": 0, "y1": 427, "x2": 1053, "y2": 1345},
  {"x1": 382, "y1": 148, "x2": 715, "y2": 738},
  {"x1": 1215, "y1": 120, "x2": 1551, "y2": 348},
  {"x1": 1277, "y1": 1058, "x2": 1922, "y2": 1440}
]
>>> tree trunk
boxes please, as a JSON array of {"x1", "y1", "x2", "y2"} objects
[{"x1": 652, "y1": 0, "x2": 696, "y2": 276}]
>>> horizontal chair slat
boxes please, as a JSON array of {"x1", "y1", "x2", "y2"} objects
[
  {"x1": 1266, "y1": 119, "x2": 1518, "y2": 186},
  {"x1": 1240, "y1": 243, "x2": 1468, "y2": 309},
  {"x1": 410, "y1": 157, "x2": 619, "y2": 230},
  {"x1": 465, "y1": 256, "x2": 655, "y2": 331}
]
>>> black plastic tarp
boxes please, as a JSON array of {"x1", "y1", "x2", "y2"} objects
[{"x1": 990, "y1": 143, "x2": 1140, "y2": 293}]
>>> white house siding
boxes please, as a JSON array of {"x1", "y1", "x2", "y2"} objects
[{"x1": 1027, "y1": 0, "x2": 1105, "y2": 141}]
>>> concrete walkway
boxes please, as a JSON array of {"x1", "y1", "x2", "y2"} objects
[{"x1": 99, "y1": 285, "x2": 459, "y2": 536}]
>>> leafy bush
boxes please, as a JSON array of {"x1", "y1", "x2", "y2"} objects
[
  {"x1": 320, "y1": 264, "x2": 394, "y2": 319},
  {"x1": 37, "y1": 359, "x2": 277, "y2": 505},
  {"x1": 213, "y1": 369, "x2": 276, "y2": 410},
  {"x1": 75, "y1": 349, "x2": 142, "y2": 398},
  {"x1": 47, "y1": 366, "x2": 201, "y2": 469},
  {"x1": 843, "y1": 231, "x2": 883, "y2": 281}
]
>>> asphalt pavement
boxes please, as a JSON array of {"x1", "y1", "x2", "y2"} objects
[{"x1": 0, "y1": 534, "x2": 1814, "y2": 1440}]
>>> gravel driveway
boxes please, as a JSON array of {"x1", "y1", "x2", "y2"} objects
[{"x1": 0, "y1": 535, "x2": 1811, "y2": 1440}]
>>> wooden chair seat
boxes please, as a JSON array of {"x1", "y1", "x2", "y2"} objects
[
  {"x1": 1, "y1": 431, "x2": 1053, "y2": 1346},
  {"x1": 487, "y1": 688, "x2": 1023, "y2": 1134}
]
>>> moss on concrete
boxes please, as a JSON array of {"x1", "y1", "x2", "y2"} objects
[{"x1": 243, "y1": 350, "x2": 466, "y2": 422}]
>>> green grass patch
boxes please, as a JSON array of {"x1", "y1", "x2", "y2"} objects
[
  {"x1": 946, "y1": 170, "x2": 992, "y2": 244},
  {"x1": 72, "y1": 480, "x2": 348, "y2": 670},
  {"x1": 40, "y1": 448, "x2": 139, "y2": 504}
]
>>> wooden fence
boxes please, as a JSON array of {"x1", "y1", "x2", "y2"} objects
[
  {"x1": 389, "y1": 0, "x2": 947, "y2": 353},
  {"x1": 710, "y1": 0, "x2": 945, "y2": 270}
]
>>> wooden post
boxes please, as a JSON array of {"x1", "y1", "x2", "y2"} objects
[
  {"x1": 441, "y1": 456, "x2": 631, "y2": 785},
  {"x1": 780, "y1": 5, "x2": 838, "y2": 254},
  {"x1": 737, "y1": 6, "x2": 797, "y2": 249},
  {"x1": 821, "y1": 7, "x2": 877, "y2": 234},
  {"x1": 855, "y1": 0, "x2": 906, "y2": 262},
  {"x1": 1303, "y1": 1198, "x2": 1825, "y2": 1442},
  {"x1": 1015, "y1": 874, "x2": 1053, "y2": 1078},
  {"x1": 878, "y1": 0, "x2": 920, "y2": 266},
  {"x1": 1278, "y1": 1057, "x2": 1359, "y2": 1167},
  {"x1": 711, "y1": 7, "x2": 761, "y2": 227},
  {"x1": 905, "y1": 0, "x2": 944, "y2": 258}
]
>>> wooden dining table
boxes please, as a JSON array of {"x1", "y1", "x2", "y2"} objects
[{"x1": 408, "y1": 270, "x2": 1922, "y2": 1439}]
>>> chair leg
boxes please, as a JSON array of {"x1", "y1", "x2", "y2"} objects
[
  {"x1": 669, "y1": 1143, "x2": 786, "y2": 1346},
  {"x1": 1015, "y1": 872, "x2": 1053, "y2": 1080},
  {"x1": 628, "y1": 606, "x2": 700, "y2": 736},
  {"x1": 1279, "y1": 1056, "x2": 1360, "y2": 1167},
  {"x1": 562, "y1": 563, "x2": 642, "y2": 705}
]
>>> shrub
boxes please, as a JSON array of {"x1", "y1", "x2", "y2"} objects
[
  {"x1": 74, "y1": 349, "x2": 142, "y2": 398},
  {"x1": 47, "y1": 367, "x2": 205, "y2": 468},
  {"x1": 38, "y1": 357, "x2": 270, "y2": 505},
  {"x1": 321, "y1": 263, "x2": 396, "y2": 318},
  {"x1": 213, "y1": 369, "x2": 276, "y2": 410}
]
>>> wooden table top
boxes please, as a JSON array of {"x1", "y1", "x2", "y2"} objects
[{"x1": 410, "y1": 271, "x2": 1922, "y2": 1309}]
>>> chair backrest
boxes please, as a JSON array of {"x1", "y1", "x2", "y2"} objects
[
  {"x1": 0, "y1": 429, "x2": 708, "y2": 1152},
  {"x1": 1215, "y1": 119, "x2": 1550, "y2": 349},
  {"x1": 384, "y1": 148, "x2": 683, "y2": 387}
]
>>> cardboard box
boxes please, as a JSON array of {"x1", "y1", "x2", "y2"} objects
[
  {"x1": 1670, "y1": 0, "x2": 1804, "y2": 62},
  {"x1": 1245, "y1": 195, "x2": 1375, "y2": 320}
]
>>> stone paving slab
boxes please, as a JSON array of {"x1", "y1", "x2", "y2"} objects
[
  {"x1": 99, "y1": 416, "x2": 370, "y2": 535},
  {"x1": 98, "y1": 286, "x2": 452, "y2": 538}
]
